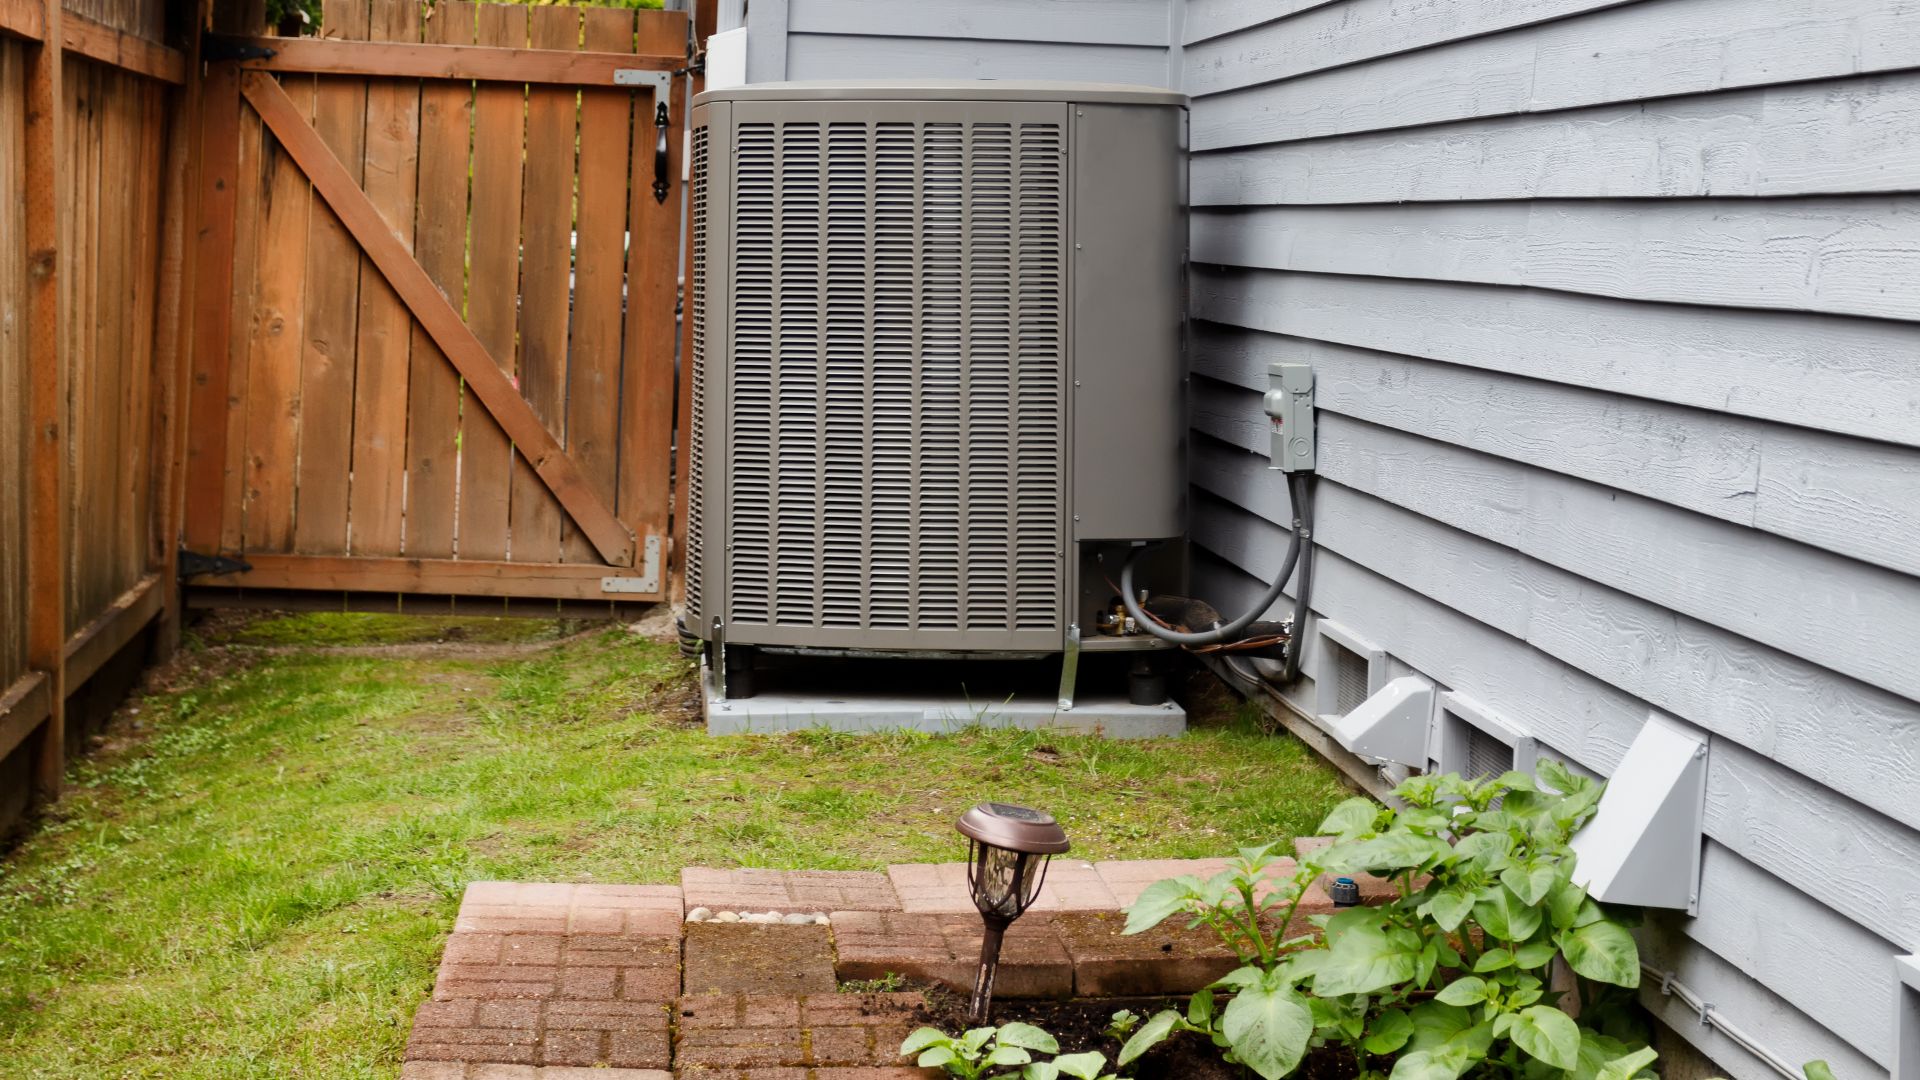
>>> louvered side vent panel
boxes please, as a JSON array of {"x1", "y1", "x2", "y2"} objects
[
  {"x1": 1463, "y1": 724, "x2": 1516, "y2": 781},
  {"x1": 1014, "y1": 125, "x2": 1065, "y2": 630},
  {"x1": 730, "y1": 122, "x2": 776, "y2": 625},
  {"x1": 723, "y1": 115, "x2": 1066, "y2": 642},
  {"x1": 686, "y1": 122, "x2": 709, "y2": 622}
]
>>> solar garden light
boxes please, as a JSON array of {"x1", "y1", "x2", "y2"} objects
[{"x1": 957, "y1": 802, "x2": 1071, "y2": 1023}]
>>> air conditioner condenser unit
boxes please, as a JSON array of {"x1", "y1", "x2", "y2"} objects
[{"x1": 685, "y1": 81, "x2": 1189, "y2": 723}]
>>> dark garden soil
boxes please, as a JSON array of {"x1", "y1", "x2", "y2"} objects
[{"x1": 912, "y1": 992, "x2": 1362, "y2": 1080}]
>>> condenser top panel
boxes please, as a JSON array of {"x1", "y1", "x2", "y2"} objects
[{"x1": 694, "y1": 80, "x2": 1188, "y2": 107}]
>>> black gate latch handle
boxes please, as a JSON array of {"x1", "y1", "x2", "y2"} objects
[{"x1": 653, "y1": 100, "x2": 671, "y2": 203}]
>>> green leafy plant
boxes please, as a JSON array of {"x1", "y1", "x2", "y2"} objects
[
  {"x1": 1120, "y1": 763, "x2": 1658, "y2": 1080},
  {"x1": 900, "y1": 1023, "x2": 1129, "y2": 1080}
]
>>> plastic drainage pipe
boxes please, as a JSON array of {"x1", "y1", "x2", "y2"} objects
[{"x1": 1120, "y1": 471, "x2": 1314, "y2": 663}]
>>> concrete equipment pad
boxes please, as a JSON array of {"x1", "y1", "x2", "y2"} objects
[{"x1": 699, "y1": 662, "x2": 1185, "y2": 738}]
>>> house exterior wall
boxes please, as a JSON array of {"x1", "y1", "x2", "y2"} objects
[
  {"x1": 739, "y1": 3, "x2": 1920, "y2": 1078},
  {"x1": 740, "y1": 0, "x2": 1181, "y2": 88}
]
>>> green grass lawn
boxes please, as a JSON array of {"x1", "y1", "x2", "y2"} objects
[{"x1": 0, "y1": 612, "x2": 1353, "y2": 1078}]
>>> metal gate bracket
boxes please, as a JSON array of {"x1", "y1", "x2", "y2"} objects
[
  {"x1": 177, "y1": 549, "x2": 253, "y2": 581},
  {"x1": 614, "y1": 69, "x2": 672, "y2": 94},
  {"x1": 600, "y1": 535, "x2": 663, "y2": 594}
]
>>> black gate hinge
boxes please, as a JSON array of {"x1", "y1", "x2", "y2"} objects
[
  {"x1": 178, "y1": 549, "x2": 253, "y2": 581},
  {"x1": 201, "y1": 33, "x2": 278, "y2": 63}
]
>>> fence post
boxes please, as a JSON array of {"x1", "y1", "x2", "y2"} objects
[
  {"x1": 24, "y1": 0, "x2": 66, "y2": 799},
  {"x1": 181, "y1": 0, "x2": 264, "y2": 563},
  {"x1": 151, "y1": 0, "x2": 218, "y2": 658}
]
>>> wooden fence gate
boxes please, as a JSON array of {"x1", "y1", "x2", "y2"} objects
[{"x1": 181, "y1": 0, "x2": 692, "y2": 609}]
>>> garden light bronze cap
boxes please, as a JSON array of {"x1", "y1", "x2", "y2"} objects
[{"x1": 956, "y1": 803, "x2": 1071, "y2": 855}]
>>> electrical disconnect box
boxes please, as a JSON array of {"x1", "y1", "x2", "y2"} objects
[{"x1": 1264, "y1": 363, "x2": 1315, "y2": 472}]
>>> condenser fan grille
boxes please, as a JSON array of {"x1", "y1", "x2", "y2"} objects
[{"x1": 719, "y1": 112, "x2": 1067, "y2": 640}]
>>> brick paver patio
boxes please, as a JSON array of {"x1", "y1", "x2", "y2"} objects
[{"x1": 403, "y1": 841, "x2": 1363, "y2": 1078}]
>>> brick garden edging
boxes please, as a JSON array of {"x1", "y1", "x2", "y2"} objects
[{"x1": 402, "y1": 841, "x2": 1357, "y2": 1079}]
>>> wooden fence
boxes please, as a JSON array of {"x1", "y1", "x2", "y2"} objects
[
  {"x1": 182, "y1": 0, "x2": 693, "y2": 611},
  {"x1": 0, "y1": 0, "x2": 192, "y2": 823},
  {"x1": 0, "y1": 0, "x2": 710, "y2": 828}
]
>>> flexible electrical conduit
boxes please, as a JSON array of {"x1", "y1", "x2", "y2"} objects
[
  {"x1": 1119, "y1": 472, "x2": 1316, "y2": 681},
  {"x1": 1643, "y1": 964, "x2": 1804, "y2": 1080}
]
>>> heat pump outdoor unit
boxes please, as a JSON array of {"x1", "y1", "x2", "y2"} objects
[{"x1": 686, "y1": 81, "x2": 1188, "y2": 710}]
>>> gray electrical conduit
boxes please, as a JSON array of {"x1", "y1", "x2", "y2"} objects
[
  {"x1": 1643, "y1": 964, "x2": 1805, "y2": 1080},
  {"x1": 1119, "y1": 471, "x2": 1317, "y2": 682}
]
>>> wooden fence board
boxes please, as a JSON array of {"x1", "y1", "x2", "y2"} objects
[
  {"x1": 200, "y1": 552, "x2": 643, "y2": 600},
  {"x1": 60, "y1": 11, "x2": 184, "y2": 83},
  {"x1": 509, "y1": 4, "x2": 579, "y2": 565},
  {"x1": 346, "y1": 0, "x2": 419, "y2": 557},
  {"x1": 240, "y1": 70, "x2": 636, "y2": 568},
  {"x1": 60, "y1": 0, "x2": 163, "y2": 42},
  {"x1": 151, "y1": 1, "x2": 208, "y2": 655},
  {"x1": 221, "y1": 84, "x2": 265, "y2": 553},
  {"x1": 182, "y1": 58, "x2": 242, "y2": 554},
  {"x1": 402, "y1": 0, "x2": 474, "y2": 560},
  {"x1": 26, "y1": 0, "x2": 68, "y2": 794},
  {"x1": 620, "y1": 11, "x2": 688, "y2": 551},
  {"x1": 0, "y1": 38, "x2": 27, "y2": 694},
  {"x1": 459, "y1": 1, "x2": 526, "y2": 562},
  {"x1": 563, "y1": 5, "x2": 636, "y2": 564},
  {"x1": 240, "y1": 64, "x2": 313, "y2": 554},
  {"x1": 234, "y1": 36, "x2": 683, "y2": 84},
  {"x1": 182, "y1": 2, "x2": 686, "y2": 601},
  {"x1": 0, "y1": 672, "x2": 51, "y2": 765},
  {"x1": 62, "y1": 573, "x2": 160, "y2": 689},
  {"x1": 293, "y1": 0, "x2": 370, "y2": 554}
]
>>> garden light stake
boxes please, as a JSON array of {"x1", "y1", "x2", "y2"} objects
[{"x1": 957, "y1": 803, "x2": 1071, "y2": 1023}]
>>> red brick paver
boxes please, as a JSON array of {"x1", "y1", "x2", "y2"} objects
[
  {"x1": 679, "y1": 1060, "x2": 940, "y2": 1068},
  {"x1": 682, "y1": 869, "x2": 901, "y2": 914},
  {"x1": 457, "y1": 882, "x2": 684, "y2": 937},
  {"x1": 407, "y1": 997, "x2": 674, "y2": 1069},
  {"x1": 408, "y1": 852, "x2": 1381, "y2": 1079},
  {"x1": 885, "y1": 861, "x2": 1117, "y2": 914},
  {"x1": 432, "y1": 930, "x2": 681, "y2": 1003},
  {"x1": 683, "y1": 921, "x2": 839, "y2": 995},
  {"x1": 674, "y1": 993, "x2": 929, "y2": 1072},
  {"x1": 1051, "y1": 911, "x2": 1239, "y2": 995},
  {"x1": 402, "y1": 1065, "x2": 671, "y2": 1079},
  {"x1": 830, "y1": 911, "x2": 1073, "y2": 998},
  {"x1": 1092, "y1": 856, "x2": 1304, "y2": 908}
]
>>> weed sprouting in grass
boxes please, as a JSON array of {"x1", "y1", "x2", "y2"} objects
[{"x1": 0, "y1": 613, "x2": 1353, "y2": 1078}]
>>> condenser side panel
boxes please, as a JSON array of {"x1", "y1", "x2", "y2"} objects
[
  {"x1": 721, "y1": 99, "x2": 1070, "y2": 652},
  {"x1": 1068, "y1": 102, "x2": 1187, "y2": 541},
  {"x1": 693, "y1": 101, "x2": 736, "y2": 636}
]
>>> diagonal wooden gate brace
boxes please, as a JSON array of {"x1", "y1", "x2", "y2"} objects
[{"x1": 239, "y1": 69, "x2": 636, "y2": 568}]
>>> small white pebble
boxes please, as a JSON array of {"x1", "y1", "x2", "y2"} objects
[
  {"x1": 782, "y1": 912, "x2": 813, "y2": 925},
  {"x1": 813, "y1": 913, "x2": 830, "y2": 925},
  {"x1": 686, "y1": 907, "x2": 712, "y2": 923},
  {"x1": 715, "y1": 911, "x2": 740, "y2": 923},
  {"x1": 765, "y1": 911, "x2": 783, "y2": 920},
  {"x1": 743, "y1": 913, "x2": 773, "y2": 924}
]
